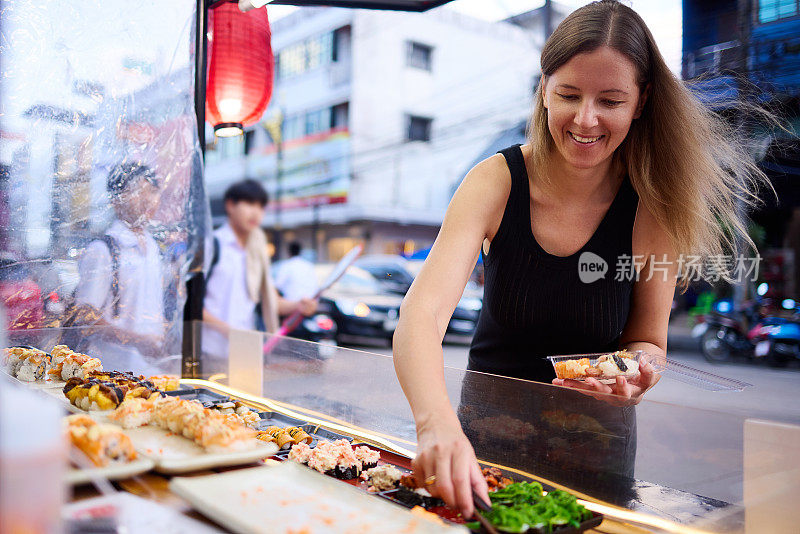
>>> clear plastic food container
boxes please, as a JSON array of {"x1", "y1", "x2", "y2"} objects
[
  {"x1": 548, "y1": 350, "x2": 753, "y2": 391},
  {"x1": 548, "y1": 350, "x2": 660, "y2": 383}
]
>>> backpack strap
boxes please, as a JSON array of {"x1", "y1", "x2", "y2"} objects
[
  {"x1": 207, "y1": 236, "x2": 221, "y2": 282},
  {"x1": 100, "y1": 234, "x2": 121, "y2": 320}
]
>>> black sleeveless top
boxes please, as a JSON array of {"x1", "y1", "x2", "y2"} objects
[{"x1": 468, "y1": 144, "x2": 640, "y2": 382}]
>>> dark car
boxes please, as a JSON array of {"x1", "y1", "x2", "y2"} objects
[
  {"x1": 354, "y1": 255, "x2": 483, "y2": 338},
  {"x1": 315, "y1": 265, "x2": 403, "y2": 346},
  {"x1": 354, "y1": 255, "x2": 414, "y2": 295}
]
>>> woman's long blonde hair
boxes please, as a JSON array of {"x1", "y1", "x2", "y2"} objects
[{"x1": 528, "y1": 0, "x2": 774, "y2": 289}]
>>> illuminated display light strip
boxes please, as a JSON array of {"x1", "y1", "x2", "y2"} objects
[
  {"x1": 181, "y1": 379, "x2": 417, "y2": 457},
  {"x1": 182, "y1": 379, "x2": 716, "y2": 534},
  {"x1": 199, "y1": 375, "x2": 417, "y2": 447}
]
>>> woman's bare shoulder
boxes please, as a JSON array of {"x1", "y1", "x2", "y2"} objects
[
  {"x1": 458, "y1": 151, "x2": 514, "y2": 203},
  {"x1": 454, "y1": 152, "x2": 513, "y2": 239}
]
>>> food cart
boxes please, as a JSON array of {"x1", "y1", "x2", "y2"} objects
[
  {"x1": 3, "y1": 324, "x2": 798, "y2": 533},
  {"x1": 1, "y1": 0, "x2": 798, "y2": 532}
]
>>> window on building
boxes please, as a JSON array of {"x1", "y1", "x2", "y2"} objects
[
  {"x1": 406, "y1": 41, "x2": 433, "y2": 71},
  {"x1": 406, "y1": 114, "x2": 432, "y2": 142},
  {"x1": 282, "y1": 114, "x2": 304, "y2": 142},
  {"x1": 278, "y1": 42, "x2": 306, "y2": 79},
  {"x1": 278, "y1": 32, "x2": 335, "y2": 79},
  {"x1": 306, "y1": 108, "x2": 331, "y2": 136},
  {"x1": 332, "y1": 25, "x2": 351, "y2": 62},
  {"x1": 759, "y1": 0, "x2": 799, "y2": 23},
  {"x1": 332, "y1": 102, "x2": 349, "y2": 129}
]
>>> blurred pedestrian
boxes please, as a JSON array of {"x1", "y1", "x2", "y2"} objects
[
  {"x1": 274, "y1": 241, "x2": 318, "y2": 303},
  {"x1": 71, "y1": 162, "x2": 165, "y2": 374},
  {"x1": 203, "y1": 180, "x2": 316, "y2": 361}
]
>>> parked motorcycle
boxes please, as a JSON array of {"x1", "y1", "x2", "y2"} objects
[
  {"x1": 749, "y1": 299, "x2": 800, "y2": 367},
  {"x1": 694, "y1": 297, "x2": 799, "y2": 366},
  {"x1": 693, "y1": 299, "x2": 762, "y2": 363}
]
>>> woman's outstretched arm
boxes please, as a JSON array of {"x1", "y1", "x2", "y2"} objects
[{"x1": 393, "y1": 154, "x2": 509, "y2": 518}]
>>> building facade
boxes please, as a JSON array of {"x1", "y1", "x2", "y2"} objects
[
  {"x1": 204, "y1": 6, "x2": 545, "y2": 260},
  {"x1": 682, "y1": 0, "x2": 800, "y2": 297}
]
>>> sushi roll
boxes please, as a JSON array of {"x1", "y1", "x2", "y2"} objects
[
  {"x1": 4, "y1": 347, "x2": 26, "y2": 375},
  {"x1": 237, "y1": 411, "x2": 260, "y2": 429},
  {"x1": 262, "y1": 426, "x2": 295, "y2": 449},
  {"x1": 355, "y1": 445, "x2": 380, "y2": 470},
  {"x1": 395, "y1": 486, "x2": 444, "y2": 509},
  {"x1": 307, "y1": 443, "x2": 338, "y2": 475},
  {"x1": 67, "y1": 417, "x2": 137, "y2": 467},
  {"x1": 195, "y1": 418, "x2": 257, "y2": 453},
  {"x1": 14, "y1": 349, "x2": 50, "y2": 382},
  {"x1": 287, "y1": 441, "x2": 312, "y2": 464},
  {"x1": 48, "y1": 345, "x2": 73, "y2": 379},
  {"x1": 332, "y1": 443, "x2": 361, "y2": 479},
  {"x1": 108, "y1": 397, "x2": 153, "y2": 428},
  {"x1": 287, "y1": 427, "x2": 312, "y2": 445},
  {"x1": 596, "y1": 352, "x2": 639, "y2": 378},
  {"x1": 363, "y1": 465, "x2": 402, "y2": 491}
]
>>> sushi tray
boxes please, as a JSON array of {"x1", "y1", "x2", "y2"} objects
[
  {"x1": 96, "y1": 417, "x2": 279, "y2": 474},
  {"x1": 65, "y1": 457, "x2": 156, "y2": 485}
]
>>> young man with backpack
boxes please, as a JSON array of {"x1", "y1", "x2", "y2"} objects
[
  {"x1": 72, "y1": 162, "x2": 166, "y2": 373},
  {"x1": 203, "y1": 179, "x2": 316, "y2": 362}
]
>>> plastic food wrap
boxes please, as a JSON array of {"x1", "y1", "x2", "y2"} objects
[{"x1": 0, "y1": 0, "x2": 208, "y2": 374}]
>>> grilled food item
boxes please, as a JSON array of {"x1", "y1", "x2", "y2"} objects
[
  {"x1": 65, "y1": 414, "x2": 137, "y2": 467},
  {"x1": 255, "y1": 425, "x2": 312, "y2": 447},
  {"x1": 482, "y1": 467, "x2": 514, "y2": 491},
  {"x1": 146, "y1": 375, "x2": 180, "y2": 391},
  {"x1": 63, "y1": 375, "x2": 160, "y2": 411},
  {"x1": 258, "y1": 426, "x2": 295, "y2": 449}
]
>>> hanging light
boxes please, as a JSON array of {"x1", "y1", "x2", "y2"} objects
[{"x1": 206, "y1": 2, "x2": 274, "y2": 138}]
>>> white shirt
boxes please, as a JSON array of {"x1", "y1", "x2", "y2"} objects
[
  {"x1": 273, "y1": 256, "x2": 318, "y2": 301},
  {"x1": 203, "y1": 224, "x2": 258, "y2": 358},
  {"x1": 74, "y1": 220, "x2": 165, "y2": 374}
]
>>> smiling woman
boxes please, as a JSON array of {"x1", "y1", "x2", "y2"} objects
[{"x1": 391, "y1": 0, "x2": 774, "y2": 519}]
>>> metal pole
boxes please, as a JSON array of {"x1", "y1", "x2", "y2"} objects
[
  {"x1": 181, "y1": 0, "x2": 209, "y2": 378},
  {"x1": 543, "y1": 0, "x2": 553, "y2": 41},
  {"x1": 275, "y1": 135, "x2": 284, "y2": 260}
]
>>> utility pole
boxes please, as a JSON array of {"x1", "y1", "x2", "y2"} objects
[
  {"x1": 732, "y1": 0, "x2": 753, "y2": 310},
  {"x1": 543, "y1": 0, "x2": 553, "y2": 41},
  {"x1": 262, "y1": 107, "x2": 285, "y2": 261}
]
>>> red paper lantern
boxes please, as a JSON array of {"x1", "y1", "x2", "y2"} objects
[{"x1": 206, "y1": 3, "x2": 274, "y2": 137}]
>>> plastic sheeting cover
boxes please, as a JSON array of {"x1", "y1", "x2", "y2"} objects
[{"x1": 0, "y1": 0, "x2": 207, "y2": 374}]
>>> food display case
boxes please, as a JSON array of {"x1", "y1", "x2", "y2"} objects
[{"x1": 3, "y1": 322, "x2": 799, "y2": 534}]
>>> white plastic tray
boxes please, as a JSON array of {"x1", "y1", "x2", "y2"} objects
[
  {"x1": 170, "y1": 461, "x2": 467, "y2": 534},
  {"x1": 65, "y1": 457, "x2": 155, "y2": 485}
]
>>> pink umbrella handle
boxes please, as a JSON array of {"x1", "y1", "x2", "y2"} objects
[{"x1": 262, "y1": 311, "x2": 303, "y2": 354}]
